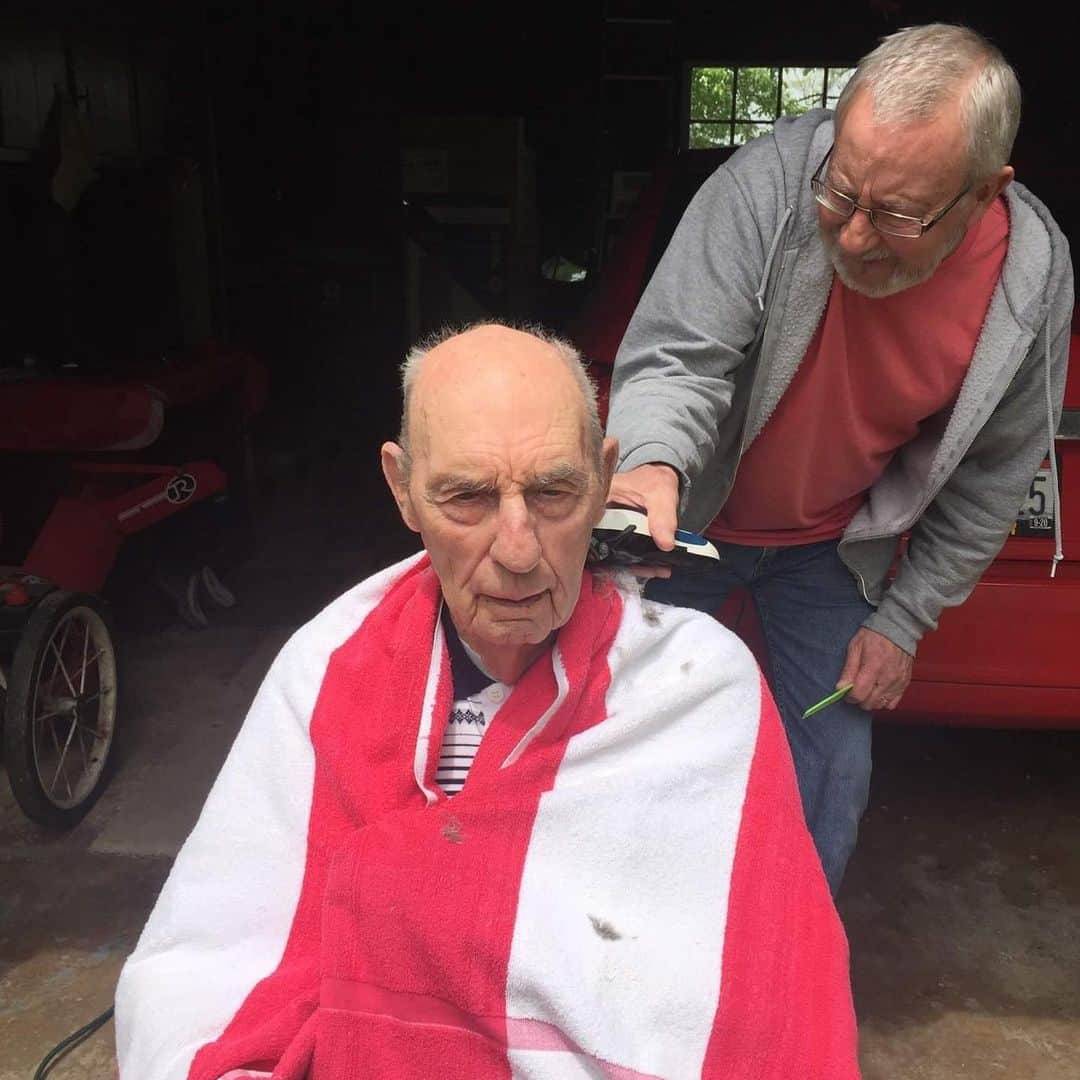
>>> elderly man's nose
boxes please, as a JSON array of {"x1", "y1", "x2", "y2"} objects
[
  {"x1": 837, "y1": 209, "x2": 881, "y2": 256},
  {"x1": 490, "y1": 501, "x2": 542, "y2": 573}
]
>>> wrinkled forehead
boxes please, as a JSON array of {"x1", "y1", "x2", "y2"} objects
[
  {"x1": 832, "y1": 91, "x2": 969, "y2": 199},
  {"x1": 409, "y1": 355, "x2": 594, "y2": 478}
]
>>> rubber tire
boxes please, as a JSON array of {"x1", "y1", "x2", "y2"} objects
[{"x1": 3, "y1": 590, "x2": 119, "y2": 829}]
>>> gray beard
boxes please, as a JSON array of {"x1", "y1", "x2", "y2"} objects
[{"x1": 822, "y1": 223, "x2": 967, "y2": 298}]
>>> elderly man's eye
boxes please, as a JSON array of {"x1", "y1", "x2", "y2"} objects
[
  {"x1": 532, "y1": 488, "x2": 578, "y2": 512},
  {"x1": 434, "y1": 489, "x2": 484, "y2": 508}
]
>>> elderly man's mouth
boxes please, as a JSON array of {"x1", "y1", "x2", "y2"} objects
[{"x1": 486, "y1": 592, "x2": 545, "y2": 607}]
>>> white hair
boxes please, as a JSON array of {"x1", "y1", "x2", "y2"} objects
[
  {"x1": 835, "y1": 23, "x2": 1021, "y2": 181},
  {"x1": 396, "y1": 321, "x2": 604, "y2": 476}
]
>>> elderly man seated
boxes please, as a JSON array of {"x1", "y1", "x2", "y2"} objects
[{"x1": 115, "y1": 323, "x2": 860, "y2": 1079}]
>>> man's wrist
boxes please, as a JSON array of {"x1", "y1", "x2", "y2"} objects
[{"x1": 862, "y1": 608, "x2": 920, "y2": 658}]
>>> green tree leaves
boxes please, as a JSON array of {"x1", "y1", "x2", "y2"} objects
[{"x1": 689, "y1": 66, "x2": 853, "y2": 148}]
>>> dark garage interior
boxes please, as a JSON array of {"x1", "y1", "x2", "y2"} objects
[{"x1": 1, "y1": 2, "x2": 1078, "y2": 1077}]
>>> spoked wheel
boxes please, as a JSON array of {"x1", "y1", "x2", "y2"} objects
[{"x1": 3, "y1": 590, "x2": 119, "y2": 828}]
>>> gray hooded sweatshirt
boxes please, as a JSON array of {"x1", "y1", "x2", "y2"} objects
[{"x1": 607, "y1": 109, "x2": 1074, "y2": 656}]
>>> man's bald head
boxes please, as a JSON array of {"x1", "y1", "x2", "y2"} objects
[{"x1": 396, "y1": 322, "x2": 604, "y2": 479}]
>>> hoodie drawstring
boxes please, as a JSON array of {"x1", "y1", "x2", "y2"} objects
[{"x1": 754, "y1": 205, "x2": 793, "y2": 312}]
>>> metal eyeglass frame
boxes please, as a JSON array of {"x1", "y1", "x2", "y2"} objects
[{"x1": 810, "y1": 144, "x2": 971, "y2": 238}]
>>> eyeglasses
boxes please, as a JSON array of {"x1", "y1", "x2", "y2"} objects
[{"x1": 810, "y1": 145, "x2": 971, "y2": 239}]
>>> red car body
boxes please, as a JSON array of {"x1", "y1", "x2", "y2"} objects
[{"x1": 577, "y1": 153, "x2": 1079, "y2": 729}]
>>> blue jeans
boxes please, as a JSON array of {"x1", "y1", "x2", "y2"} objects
[{"x1": 644, "y1": 539, "x2": 873, "y2": 895}]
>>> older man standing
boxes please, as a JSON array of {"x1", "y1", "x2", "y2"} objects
[
  {"x1": 115, "y1": 323, "x2": 859, "y2": 1079},
  {"x1": 605, "y1": 23, "x2": 1073, "y2": 895}
]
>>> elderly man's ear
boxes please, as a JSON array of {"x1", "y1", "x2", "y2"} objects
[
  {"x1": 971, "y1": 165, "x2": 1014, "y2": 222},
  {"x1": 600, "y1": 437, "x2": 619, "y2": 503},
  {"x1": 381, "y1": 441, "x2": 421, "y2": 533}
]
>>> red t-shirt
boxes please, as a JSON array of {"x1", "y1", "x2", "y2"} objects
[{"x1": 706, "y1": 196, "x2": 1009, "y2": 546}]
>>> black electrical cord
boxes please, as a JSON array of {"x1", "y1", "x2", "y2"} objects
[{"x1": 33, "y1": 1006, "x2": 114, "y2": 1079}]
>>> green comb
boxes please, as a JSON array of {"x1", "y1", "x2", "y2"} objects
[{"x1": 801, "y1": 683, "x2": 854, "y2": 719}]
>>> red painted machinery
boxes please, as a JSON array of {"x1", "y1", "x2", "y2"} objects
[{"x1": 0, "y1": 339, "x2": 267, "y2": 826}]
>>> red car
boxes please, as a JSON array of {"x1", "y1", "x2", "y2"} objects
[{"x1": 577, "y1": 152, "x2": 1079, "y2": 729}]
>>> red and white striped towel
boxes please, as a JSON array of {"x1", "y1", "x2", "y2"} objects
[{"x1": 116, "y1": 554, "x2": 859, "y2": 1079}]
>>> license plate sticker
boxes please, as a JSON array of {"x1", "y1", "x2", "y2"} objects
[{"x1": 1013, "y1": 466, "x2": 1055, "y2": 537}]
